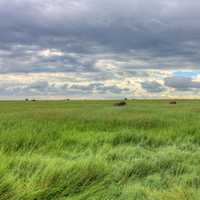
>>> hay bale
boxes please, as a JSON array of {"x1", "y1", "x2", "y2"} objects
[
  {"x1": 114, "y1": 101, "x2": 127, "y2": 106},
  {"x1": 169, "y1": 101, "x2": 176, "y2": 104}
]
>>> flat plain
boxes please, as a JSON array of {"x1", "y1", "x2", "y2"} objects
[{"x1": 1, "y1": 100, "x2": 200, "y2": 200}]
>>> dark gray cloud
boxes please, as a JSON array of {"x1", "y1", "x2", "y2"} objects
[
  {"x1": 0, "y1": 0, "x2": 200, "y2": 74},
  {"x1": 141, "y1": 81, "x2": 165, "y2": 93},
  {"x1": 70, "y1": 83, "x2": 129, "y2": 94},
  {"x1": 0, "y1": 80, "x2": 58, "y2": 96},
  {"x1": 164, "y1": 76, "x2": 200, "y2": 91},
  {"x1": 0, "y1": 79, "x2": 130, "y2": 98},
  {"x1": 0, "y1": 0, "x2": 200, "y2": 98}
]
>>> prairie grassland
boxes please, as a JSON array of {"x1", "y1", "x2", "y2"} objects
[{"x1": 1, "y1": 100, "x2": 200, "y2": 200}]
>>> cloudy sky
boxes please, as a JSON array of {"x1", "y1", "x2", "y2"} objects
[{"x1": 1, "y1": 0, "x2": 200, "y2": 99}]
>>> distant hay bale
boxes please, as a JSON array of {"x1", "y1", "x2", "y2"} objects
[
  {"x1": 169, "y1": 101, "x2": 176, "y2": 104},
  {"x1": 114, "y1": 101, "x2": 127, "y2": 107}
]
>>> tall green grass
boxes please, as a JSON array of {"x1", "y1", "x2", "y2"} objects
[{"x1": 1, "y1": 100, "x2": 200, "y2": 199}]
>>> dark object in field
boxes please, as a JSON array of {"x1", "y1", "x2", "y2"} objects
[
  {"x1": 32, "y1": 99, "x2": 36, "y2": 102},
  {"x1": 114, "y1": 101, "x2": 127, "y2": 106},
  {"x1": 169, "y1": 101, "x2": 176, "y2": 104},
  {"x1": 124, "y1": 97, "x2": 128, "y2": 101},
  {"x1": 25, "y1": 98, "x2": 29, "y2": 101},
  {"x1": 66, "y1": 99, "x2": 70, "y2": 101}
]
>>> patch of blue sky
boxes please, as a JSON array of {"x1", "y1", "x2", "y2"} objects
[{"x1": 173, "y1": 71, "x2": 200, "y2": 77}]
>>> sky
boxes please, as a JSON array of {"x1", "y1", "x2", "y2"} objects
[{"x1": 1, "y1": 0, "x2": 200, "y2": 99}]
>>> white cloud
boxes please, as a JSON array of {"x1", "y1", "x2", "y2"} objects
[{"x1": 38, "y1": 49, "x2": 64, "y2": 57}]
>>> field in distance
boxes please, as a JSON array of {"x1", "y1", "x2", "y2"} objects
[{"x1": 1, "y1": 100, "x2": 200, "y2": 200}]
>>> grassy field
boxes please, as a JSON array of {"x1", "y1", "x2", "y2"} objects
[{"x1": 1, "y1": 100, "x2": 200, "y2": 200}]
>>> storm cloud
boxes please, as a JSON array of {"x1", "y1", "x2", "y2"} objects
[
  {"x1": 141, "y1": 81, "x2": 165, "y2": 93},
  {"x1": 164, "y1": 76, "x2": 200, "y2": 91},
  {"x1": 0, "y1": 0, "x2": 200, "y2": 98}
]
